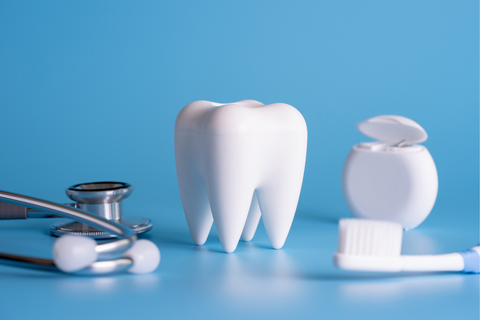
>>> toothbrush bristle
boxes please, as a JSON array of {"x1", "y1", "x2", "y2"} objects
[{"x1": 338, "y1": 219, "x2": 403, "y2": 257}]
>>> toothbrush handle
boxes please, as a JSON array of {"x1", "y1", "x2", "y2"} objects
[
  {"x1": 402, "y1": 253, "x2": 464, "y2": 272},
  {"x1": 402, "y1": 246, "x2": 480, "y2": 273}
]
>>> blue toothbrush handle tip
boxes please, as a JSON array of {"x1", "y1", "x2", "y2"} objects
[{"x1": 458, "y1": 248, "x2": 480, "y2": 274}]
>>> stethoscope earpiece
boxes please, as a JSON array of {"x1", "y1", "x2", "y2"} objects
[{"x1": 53, "y1": 235, "x2": 98, "y2": 273}]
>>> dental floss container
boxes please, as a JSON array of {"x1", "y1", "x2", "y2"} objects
[{"x1": 341, "y1": 115, "x2": 438, "y2": 230}]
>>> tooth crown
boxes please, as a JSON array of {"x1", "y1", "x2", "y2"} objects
[
  {"x1": 175, "y1": 100, "x2": 308, "y2": 253},
  {"x1": 175, "y1": 100, "x2": 307, "y2": 135}
]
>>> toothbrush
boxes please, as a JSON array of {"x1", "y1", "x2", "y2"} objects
[{"x1": 334, "y1": 219, "x2": 480, "y2": 273}]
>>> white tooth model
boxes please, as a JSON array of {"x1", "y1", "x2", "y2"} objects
[
  {"x1": 342, "y1": 115, "x2": 438, "y2": 230},
  {"x1": 175, "y1": 100, "x2": 308, "y2": 253}
]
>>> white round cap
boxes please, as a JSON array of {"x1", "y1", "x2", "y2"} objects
[
  {"x1": 53, "y1": 235, "x2": 98, "y2": 273},
  {"x1": 123, "y1": 239, "x2": 160, "y2": 274},
  {"x1": 357, "y1": 115, "x2": 427, "y2": 144}
]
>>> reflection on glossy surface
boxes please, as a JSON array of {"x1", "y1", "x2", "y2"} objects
[
  {"x1": 219, "y1": 248, "x2": 300, "y2": 303},
  {"x1": 337, "y1": 274, "x2": 466, "y2": 301},
  {"x1": 178, "y1": 242, "x2": 303, "y2": 307},
  {"x1": 55, "y1": 273, "x2": 161, "y2": 293}
]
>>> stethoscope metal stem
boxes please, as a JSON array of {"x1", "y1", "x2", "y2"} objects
[
  {"x1": 77, "y1": 258, "x2": 133, "y2": 275},
  {"x1": 0, "y1": 251, "x2": 134, "y2": 275}
]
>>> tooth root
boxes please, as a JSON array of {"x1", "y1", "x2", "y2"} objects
[
  {"x1": 180, "y1": 177, "x2": 213, "y2": 245},
  {"x1": 257, "y1": 185, "x2": 300, "y2": 249},
  {"x1": 241, "y1": 191, "x2": 261, "y2": 242},
  {"x1": 204, "y1": 166, "x2": 255, "y2": 253},
  {"x1": 207, "y1": 185, "x2": 254, "y2": 253},
  {"x1": 175, "y1": 132, "x2": 213, "y2": 245},
  {"x1": 256, "y1": 139, "x2": 306, "y2": 249}
]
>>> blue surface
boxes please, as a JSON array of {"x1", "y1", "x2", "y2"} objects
[{"x1": 0, "y1": 1, "x2": 478, "y2": 319}]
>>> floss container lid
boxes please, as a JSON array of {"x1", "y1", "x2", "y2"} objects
[{"x1": 357, "y1": 115, "x2": 428, "y2": 144}]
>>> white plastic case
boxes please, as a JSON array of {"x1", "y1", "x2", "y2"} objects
[{"x1": 342, "y1": 115, "x2": 438, "y2": 230}]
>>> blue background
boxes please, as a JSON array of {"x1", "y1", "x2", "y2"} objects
[{"x1": 0, "y1": 1, "x2": 478, "y2": 319}]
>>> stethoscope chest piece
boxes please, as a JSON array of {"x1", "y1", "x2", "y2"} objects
[{"x1": 50, "y1": 182, "x2": 153, "y2": 239}]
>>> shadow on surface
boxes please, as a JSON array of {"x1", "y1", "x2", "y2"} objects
[{"x1": 297, "y1": 271, "x2": 468, "y2": 281}]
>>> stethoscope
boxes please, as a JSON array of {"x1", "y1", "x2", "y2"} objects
[{"x1": 0, "y1": 182, "x2": 160, "y2": 275}]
